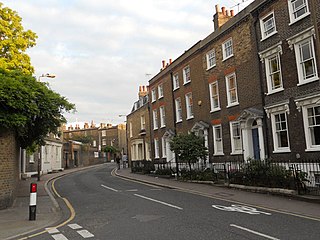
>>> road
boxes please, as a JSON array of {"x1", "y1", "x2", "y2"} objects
[{"x1": 30, "y1": 164, "x2": 320, "y2": 240}]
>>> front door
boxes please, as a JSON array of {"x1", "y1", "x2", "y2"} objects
[{"x1": 252, "y1": 128, "x2": 260, "y2": 160}]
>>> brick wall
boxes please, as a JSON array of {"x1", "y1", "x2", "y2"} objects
[{"x1": 0, "y1": 129, "x2": 19, "y2": 209}]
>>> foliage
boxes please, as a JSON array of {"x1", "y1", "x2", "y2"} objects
[
  {"x1": 0, "y1": 69, "x2": 75, "y2": 148},
  {"x1": 170, "y1": 133, "x2": 208, "y2": 172},
  {"x1": 154, "y1": 168, "x2": 173, "y2": 176},
  {"x1": 131, "y1": 160, "x2": 155, "y2": 174},
  {"x1": 0, "y1": 3, "x2": 37, "y2": 75},
  {"x1": 180, "y1": 169, "x2": 214, "y2": 181},
  {"x1": 72, "y1": 135, "x2": 93, "y2": 144},
  {"x1": 104, "y1": 145, "x2": 118, "y2": 154}
]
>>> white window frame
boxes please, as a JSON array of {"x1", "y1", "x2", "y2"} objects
[
  {"x1": 102, "y1": 130, "x2": 106, "y2": 137},
  {"x1": 158, "y1": 84, "x2": 164, "y2": 99},
  {"x1": 153, "y1": 109, "x2": 158, "y2": 130},
  {"x1": 209, "y1": 81, "x2": 220, "y2": 112},
  {"x1": 185, "y1": 92, "x2": 194, "y2": 120},
  {"x1": 129, "y1": 122, "x2": 133, "y2": 138},
  {"x1": 151, "y1": 88, "x2": 156, "y2": 102},
  {"x1": 175, "y1": 98, "x2": 182, "y2": 123},
  {"x1": 225, "y1": 72, "x2": 239, "y2": 107},
  {"x1": 140, "y1": 115, "x2": 145, "y2": 130},
  {"x1": 222, "y1": 38, "x2": 233, "y2": 61},
  {"x1": 302, "y1": 104, "x2": 320, "y2": 151},
  {"x1": 173, "y1": 73, "x2": 179, "y2": 90},
  {"x1": 213, "y1": 125, "x2": 224, "y2": 155},
  {"x1": 94, "y1": 152, "x2": 99, "y2": 158},
  {"x1": 260, "y1": 11, "x2": 277, "y2": 40},
  {"x1": 230, "y1": 121, "x2": 242, "y2": 154},
  {"x1": 159, "y1": 106, "x2": 166, "y2": 128},
  {"x1": 93, "y1": 140, "x2": 97, "y2": 147},
  {"x1": 294, "y1": 37, "x2": 318, "y2": 85},
  {"x1": 206, "y1": 49, "x2": 216, "y2": 70},
  {"x1": 288, "y1": 0, "x2": 310, "y2": 25},
  {"x1": 102, "y1": 139, "x2": 107, "y2": 146},
  {"x1": 266, "y1": 53, "x2": 283, "y2": 94},
  {"x1": 154, "y1": 138, "x2": 160, "y2": 158},
  {"x1": 271, "y1": 112, "x2": 291, "y2": 152},
  {"x1": 183, "y1": 66, "x2": 191, "y2": 84},
  {"x1": 162, "y1": 137, "x2": 167, "y2": 158}
]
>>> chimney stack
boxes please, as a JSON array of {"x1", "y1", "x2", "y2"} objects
[
  {"x1": 138, "y1": 85, "x2": 148, "y2": 98},
  {"x1": 213, "y1": 5, "x2": 234, "y2": 30}
]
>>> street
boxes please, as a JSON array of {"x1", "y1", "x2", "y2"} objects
[{"x1": 31, "y1": 164, "x2": 320, "y2": 240}]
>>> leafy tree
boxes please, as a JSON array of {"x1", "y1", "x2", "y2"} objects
[
  {"x1": 72, "y1": 135, "x2": 93, "y2": 144},
  {"x1": 170, "y1": 133, "x2": 208, "y2": 172},
  {"x1": 0, "y1": 3, "x2": 37, "y2": 75},
  {"x1": 0, "y1": 69, "x2": 75, "y2": 148},
  {"x1": 104, "y1": 145, "x2": 119, "y2": 161}
]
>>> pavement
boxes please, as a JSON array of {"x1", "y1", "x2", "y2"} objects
[{"x1": 1, "y1": 163, "x2": 320, "y2": 240}]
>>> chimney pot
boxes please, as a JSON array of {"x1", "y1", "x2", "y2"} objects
[
  {"x1": 162, "y1": 60, "x2": 166, "y2": 69},
  {"x1": 230, "y1": 10, "x2": 234, "y2": 16},
  {"x1": 215, "y1": 4, "x2": 220, "y2": 13},
  {"x1": 226, "y1": 10, "x2": 229, "y2": 16},
  {"x1": 222, "y1": 7, "x2": 226, "y2": 15},
  {"x1": 169, "y1": 58, "x2": 172, "y2": 64}
]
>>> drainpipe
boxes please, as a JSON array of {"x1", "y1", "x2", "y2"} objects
[{"x1": 251, "y1": 12, "x2": 271, "y2": 159}]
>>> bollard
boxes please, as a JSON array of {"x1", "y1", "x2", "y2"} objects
[{"x1": 29, "y1": 183, "x2": 37, "y2": 221}]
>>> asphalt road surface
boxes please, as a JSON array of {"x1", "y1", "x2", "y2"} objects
[{"x1": 30, "y1": 164, "x2": 320, "y2": 240}]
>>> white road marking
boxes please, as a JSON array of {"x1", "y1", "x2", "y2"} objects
[
  {"x1": 150, "y1": 188, "x2": 162, "y2": 191},
  {"x1": 68, "y1": 223, "x2": 82, "y2": 229},
  {"x1": 134, "y1": 194, "x2": 183, "y2": 210},
  {"x1": 46, "y1": 228, "x2": 60, "y2": 234},
  {"x1": 51, "y1": 233, "x2": 68, "y2": 240},
  {"x1": 101, "y1": 184, "x2": 120, "y2": 192},
  {"x1": 212, "y1": 204, "x2": 271, "y2": 215},
  {"x1": 126, "y1": 189, "x2": 138, "y2": 192},
  {"x1": 230, "y1": 224, "x2": 280, "y2": 240},
  {"x1": 77, "y1": 229, "x2": 95, "y2": 238}
]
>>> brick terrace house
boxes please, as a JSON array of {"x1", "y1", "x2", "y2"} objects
[
  {"x1": 127, "y1": 86, "x2": 151, "y2": 167},
  {"x1": 253, "y1": 0, "x2": 320, "y2": 162},
  {"x1": 148, "y1": 3, "x2": 267, "y2": 167}
]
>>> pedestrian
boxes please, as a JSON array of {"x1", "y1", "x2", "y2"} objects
[{"x1": 116, "y1": 156, "x2": 120, "y2": 170}]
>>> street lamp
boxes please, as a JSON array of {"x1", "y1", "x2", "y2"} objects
[{"x1": 37, "y1": 73, "x2": 56, "y2": 181}]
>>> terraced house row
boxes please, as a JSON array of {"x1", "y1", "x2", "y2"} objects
[{"x1": 127, "y1": 0, "x2": 320, "y2": 169}]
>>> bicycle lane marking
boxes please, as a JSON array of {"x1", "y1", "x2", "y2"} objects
[{"x1": 212, "y1": 204, "x2": 271, "y2": 215}]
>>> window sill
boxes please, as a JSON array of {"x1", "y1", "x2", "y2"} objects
[
  {"x1": 273, "y1": 149, "x2": 291, "y2": 153},
  {"x1": 158, "y1": 96, "x2": 164, "y2": 100},
  {"x1": 261, "y1": 31, "x2": 278, "y2": 41},
  {"x1": 305, "y1": 147, "x2": 320, "y2": 152},
  {"x1": 160, "y1": 125, "x2": 166, "y2": 129},
  {"x1": 186, "y1": 116, "x2": 194, "y2": 120},
  {"x1": 173, "y1": 87, "x2": 180, "y2": 92},
  {"x1": 183, "y1": 81, "x2": 191, "y2": 86},
  {"x1": 176, "y1": 120, "x2": 182, "y2": 124},
  {"x1": 213, "y1": 153, "x2": 224, "y2": 156},
  {"x1": 289, "y1": 12, "x2": 310, "y2": 26},
  {"x1": 227, "y1": 102, "x2": 239, "y2": 108},
  {"x1": 210, "y1": 108, "x2": 221, "y2": 113},
  {"x1": 297, "y1": 77, "x2": 319, "y2": 86},
  {"x1": 153, "y1": 128, "x2": 158, "y2": 131},
  {"x1": 206, "y1": 65, "x2": 216, "y2": 71},
  {"x1": 266, "y1": 87, "x2": 284, "y2": 95},
  {"x1": 231, "y1": 152, "x2": 243, "y2": 155},
  {"x1": 222, "y1": 54, "x2": 234, "y2": 62}
]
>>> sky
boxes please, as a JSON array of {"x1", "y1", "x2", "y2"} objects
[{"x1": 2, "y1": 0, "x2": 254, "y2": 127}]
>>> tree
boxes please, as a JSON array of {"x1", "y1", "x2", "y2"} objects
[
  {"x1": 104, "y1": 145, "x2": 119, "y2": 161},
  {"x1": 0, "y1": 69, "x2": 75, "y2": 148},
  {"x1": 0, "y1": 3, "x2": 37, "y2": 75},
  {"x1": 170, "y1": 133, "x2": 208, "y2": 172}
]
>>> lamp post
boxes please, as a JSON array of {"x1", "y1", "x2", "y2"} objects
[{"x1": 37, "y1": 73, "x2": 56, "y2": 181}]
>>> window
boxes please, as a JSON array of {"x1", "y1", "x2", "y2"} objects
[
  {"x1": 158, "y1": 84, "x2": 164, "y2": 99},
  {"x1": 129, "y1": 122, "x2": 133, "y2": 138},
  {"x1": 29, "y1": 154, "x2": 35, "y2": 163},
  {"x1": 94, "y1": 152, "x2": 99, "y2": 158},
  {"x1": 185, "y1": 93, "x2": 194, "y2": 119},
  {"x1": 160, "y1": 106, "x2": 166, "y2": 128},
  {"x1": 222, "y1": 38, "x2": 233, "y2": 60},
  {"x1": 140, "y1": 115, "x2": 145, "y2": 130},
  {"x1": 162, "y1": 137, "x2": 167, "y2": 158},
  {"x1": 266, "y1": 54, "x2": 283, "y2": 93},
  {"x1": 288, "y1": 0, "x2": 309, "y2": 24},
  {"x1": 183, "y1": 66, "x2": 191, "y2": 84},
  {"x1": 102, "y1": 139, "x2": 106, "y2": 146},
  {"x1": 151, "y1": 88, "x2": 156, "y2": 102},
  {"x1": 295, "y1": 37, "x2": 318, "y2": 84},
  {"x1": 206, "y1": 49, "x2": 216, "y2": 69},
  {"x1": 93, "y1": 140, "x2": 96, "y2": 147},
  {"x1": 175, "y1": 98, "x2": 183, "y2": 123},
  {"x1": 260, "y1": 12, "x2": 277, "y2": 40},
  {"x1": 209, "y1": 81, "x2": 220, "y2": 112},
  {"x1": 102, "y1": 130, "x2": 106, "y2": 137},
  {"x1": 302, "y1": 105, "x2": 320, "y2": 150},
  {"x1": 173, "y1": 73, "x2": 179, "y2": 90},
  {"x1": 226, "y1": 72, "x2": 239, "y2": 107},
  {"x1": 213, "y1": 125, "x2": 223, "y2": 155},
  {"x1": 154, "y1": 138, "x2": 160, "y2": 158},
  {"x1": 153, "y1": 109, "x2": 158, "y2": 130},
  {"x1": 230, "y1": 122, "x2": 242, "y2": 154},
  {"x1": 271, "y1": 112, "x2": 290, "y2": 152}
]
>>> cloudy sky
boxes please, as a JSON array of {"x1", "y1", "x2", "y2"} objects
[{"x1": 2, "y1": 0, "x2": 253, "y2": 126}]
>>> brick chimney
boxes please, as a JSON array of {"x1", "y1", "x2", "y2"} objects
[
  {"x1": 84, "y1": 122, "x2": 89, "y2": 129},
  {"x1": 213, "y1": 4, "x2": 234, "y2": 30},
  {"x1": 138, "y1": 85, "x2": 148, "y2": 98}
]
